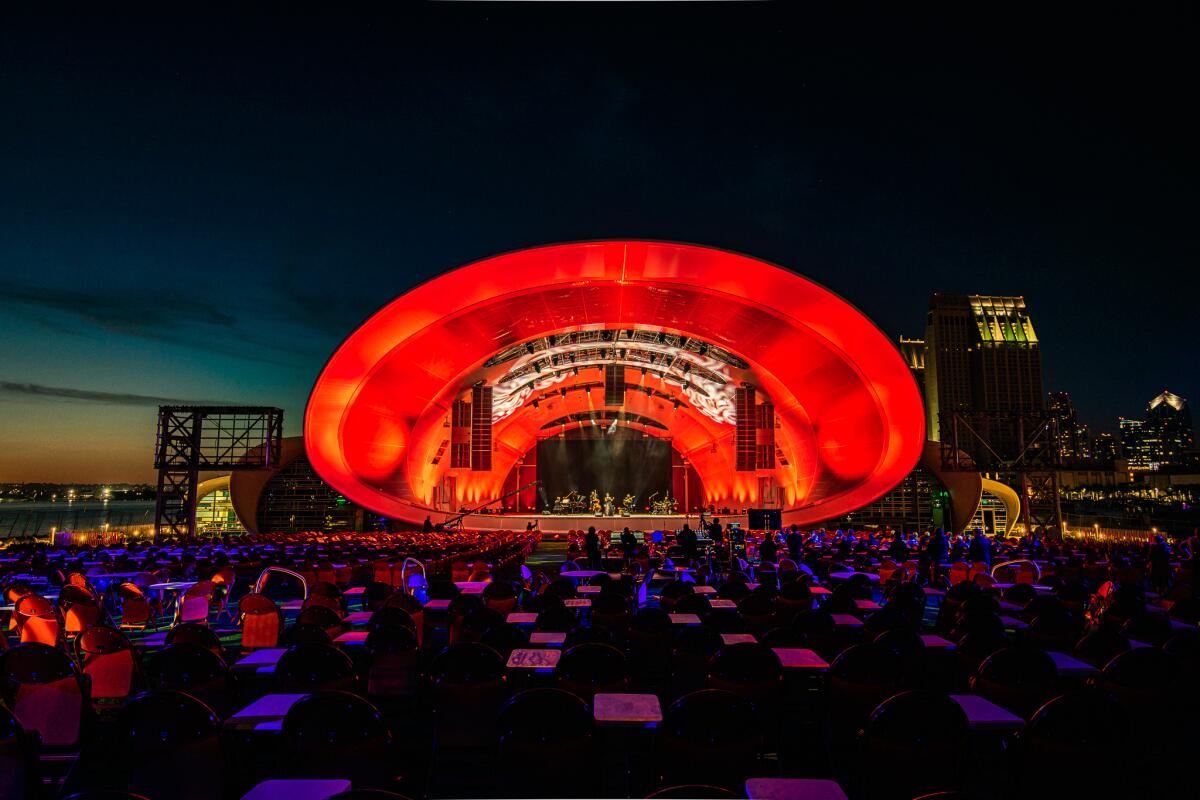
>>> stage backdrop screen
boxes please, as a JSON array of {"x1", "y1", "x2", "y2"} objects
[{"x1": 536, "y1": 435, "x2": 672, "y2": 512}]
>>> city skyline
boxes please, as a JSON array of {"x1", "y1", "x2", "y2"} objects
[{"x1": 2, "y1": 6, "x2": 1197, "y2": 483}]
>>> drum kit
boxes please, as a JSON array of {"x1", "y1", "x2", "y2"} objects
[{"x1": 648, "y1": 492, "x2": 677, "y2": 515}]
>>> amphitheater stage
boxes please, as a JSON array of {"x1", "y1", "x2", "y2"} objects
[{"x1": 454, "y1": 512, "x2": 749, "y2": 535}]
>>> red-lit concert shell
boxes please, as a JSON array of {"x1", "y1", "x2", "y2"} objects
[{"x1": 305, "y1": 241, "x2": 924, "y2": 526}]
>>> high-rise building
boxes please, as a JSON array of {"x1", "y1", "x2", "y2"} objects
[
  {"x1": 1048, "y1": 391, "x2": 1091, "y2": 463},
  {"x1": 898, "y1": 336, "x2": 925, "y2": 398},
  {"x1": 924, "y1": 294, "x2": 1045, "y2": 460},
  {"x1": 1091, "y1": 432, "x2": 1120, "y2": 464},
  {"x1": 1142, "y1": 390, "x2": 1194, "y2": 470},
  {"x1": 1118, "y1": 417, "x2": 1151, "y2": 470}
]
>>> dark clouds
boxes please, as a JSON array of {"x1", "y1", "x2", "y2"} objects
[
  {"x1": 0, "y1": 381, "x2": 228, "y2": 407},
  {"x1": 1, "y1": 279, "x2": 321, "y2": 368}
]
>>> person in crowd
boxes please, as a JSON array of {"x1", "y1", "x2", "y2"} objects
[
  {"x1": 928, "y1": 528, "x2": 948, "y2": 563},
  {"x1": 786, "y1": 525, "x2": 805, "y2": 560},
  {"x1": 968, "y1": 528, "x2": 992, "y2": 569},
  {"x1": 585, "y1": 526, "x2": 602, "y2": 569},
  {"x1": 759, "y1": 530, "x2": 779, "y2": 564},
  {"x1": 707, "y1": 516, "x2": 724, "y2": 544},
  {"x1": 620, "y1": 527, "x2": 637, "y2": 559},
  {"x1": 888, "y1": 530, "x2": 910, "y2": 561},
  {"x1": 1148, "y1": 534, "x2": 1172, "y2": 593},
  {"x1": 423, "y1": 516, "x2": 434, "y2": 533},
  {"x1": 677, "y1": 523, "x2": 698, "y2": 562}
]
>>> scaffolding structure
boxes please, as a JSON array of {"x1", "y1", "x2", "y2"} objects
[
  {"x1": 938, "y1": 410, "x2": 1064, "y2": 537},
  {"x1": 153, "y1": 406, "x2": 284, "y2": 540}
]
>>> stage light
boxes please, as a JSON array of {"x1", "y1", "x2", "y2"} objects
[
  {"x1": 533, "y1": 362, "x2": 541, "y2": 373},
  {"x1": 560, "y1": 387, "x2": 567, "y2": 397},
  {"x1": 657, "y1": 332, "x2": 666, "y2": 343},
  {"x1": 683, "y1": 362, "x2": 691, "y2": 373},
  {"x1": 625, "y1": 329, "x2": 634, "y2": 339},
  {"x1": 548, "y1": 335, "x2": 556, "y2": 346},
  {"x1": 525, "y1": 342, "x2": 535, "y2": 354},
  {"x1": 699, "y1": 343, "x2": 708, "y2": 356},
  {"x1": 673, "y1": 399, "x2": 681, "y2": 410},
  {"x1": 532, "y1": 398, "x2": 539, "y2": 409},
  {"x1": 569, "y1": 352, "x2": 576, "y2": 363},
  {"x1": 618, "y1": 348, "x2": 626, "y2": 359}
]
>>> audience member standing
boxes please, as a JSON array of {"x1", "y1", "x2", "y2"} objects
[
  {"x1": 968, "y1": 529, "x2": 992, "y2": 569},
  {"x1": 677, "y1": 523, "x2": 698, "y2": 562},
  {"x1": 585, "y1": 526, "x2": 602, "y2": 569}
]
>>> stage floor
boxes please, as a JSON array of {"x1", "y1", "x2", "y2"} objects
[{"x1": 457, "y1": 512, "x2": 749, "y2": 534}]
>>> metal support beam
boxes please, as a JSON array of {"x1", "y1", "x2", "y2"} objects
[
  {"x1": 938, "y1": 409, "x2": 1064, "y2": 538},
  {"x1": 153, "y1": 406, "x2": 284, "y2": 541}
]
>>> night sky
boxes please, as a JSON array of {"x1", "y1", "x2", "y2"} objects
[{"x1": 2, "y1": 4, "x2": 1196, "y2": 483}]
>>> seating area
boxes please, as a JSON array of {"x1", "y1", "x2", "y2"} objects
[{"x1": 1, "y1": 526, "x2": 1197, "y2": 799}]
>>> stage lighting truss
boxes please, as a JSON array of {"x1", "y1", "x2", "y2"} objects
[
  {"x1": 489, "y1": 329, "x2": 743, "y2": 427},
  {"x1": 539, "y1": 411, "x2": 668, "y2": 432}
]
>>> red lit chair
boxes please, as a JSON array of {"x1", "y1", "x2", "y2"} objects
[
  {"x1": 316, "y1": 561, "x2": 338, "y2": 586},
  {"x1": 5, "y1": 582, "x2": 34, "y2": 632},
  {"x1": 66, "y1": 572, "x2": 93, "y2": 593},
  {"x1": 115, "y1": 583, "x2": 154, "y2": 632},
  {"x1": 373, "y1": 561, "x2": 397, "y2": 587},
  {"x1": 15, "y1": 593, "x2": 62, "y2": 647},
  {"x1": 237, "y1": 592, "x2": 282, "y2": 649},
  {"x1": 60, "y1": 585, "x2": 103, "y2": 638},
  {"x1": 175, "y1": 580, "x2": 213, "y2": 625},
  {"x1": 209, "y1": 568, "x2": 236, "y2": 623},
  {"x1": 0, "y1": 643, "x2": 89, "y2": 747},
  {"x1": 75, "y1": 625, "x2": 139, "y2": 702}
]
